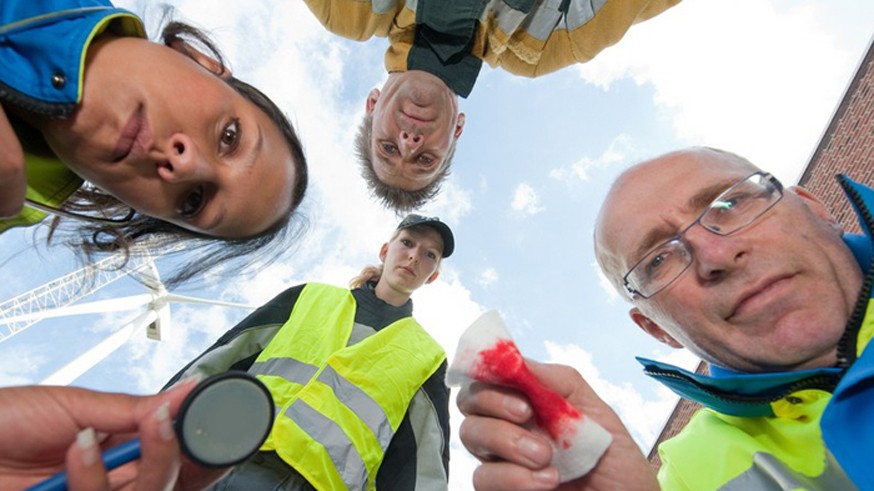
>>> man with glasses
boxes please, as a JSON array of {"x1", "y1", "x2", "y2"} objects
[{"x1": 455, "y1": 147, "x2": 874, "y2": 490}]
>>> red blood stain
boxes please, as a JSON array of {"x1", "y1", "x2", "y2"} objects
[{"x1": 472, "y1": 339, "x2": 581, "y2": 447}]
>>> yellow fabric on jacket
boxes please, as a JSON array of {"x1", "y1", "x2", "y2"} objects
[
  {"x1": 252, "y1": 283, "x2": 445, "y2": 491},
  {"x1": 303, "y1": 0, "x2": 680, "y2": 78},
  {"x1": 0, "y1": 153, "x2": 83, "y2": 233},
  {"x1": 657, "y1": 390, "x2": 835, "y2": 490}
]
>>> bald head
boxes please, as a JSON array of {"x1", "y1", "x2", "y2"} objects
[{"x1": 594, "y1": 147, "x2": 760, "y2": 300}]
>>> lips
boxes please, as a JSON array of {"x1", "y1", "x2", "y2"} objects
[
  {"x1": 111, "y1": 106, "x2": 146, "y2": 162},
  {"x1": 399, "y1": 112, "x2": 434, "y2": 131},
  {"x1": 400, "y1": 102, "x2": 435, "y2": 123},
  {"x1": 399, "y1": 266, "x2": 416, "y2": 277},
  {"x1": 728, "y1": 274, "x2": 794, "y2": 321}
]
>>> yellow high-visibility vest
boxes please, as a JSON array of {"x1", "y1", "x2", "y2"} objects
[
  {"x1": 0, "y1": 154, "x2": 82, "y2": 233},
  {"x1": 249, "y1": 283, "x2": 445, "y2": 491}
]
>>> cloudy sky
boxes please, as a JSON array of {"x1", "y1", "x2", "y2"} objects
[{"x1": 1, "y1": 1, "x2": 872, "y2": 488}]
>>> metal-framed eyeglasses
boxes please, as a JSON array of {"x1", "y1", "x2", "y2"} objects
[{"x1": 623, "y1": 172, "x2": 784, "y2": 299}]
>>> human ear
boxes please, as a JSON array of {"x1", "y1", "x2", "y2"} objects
[
  {"x1": 378, "y1": 242, "x2": 388, "y2": 263},
  {"x1": 425, "y1": 270, "x2": 440, "y2": 284},
  {"x1": 168, "y1": 39, "x2": 231, "y2": 80},
  {"x1": 630, "y1": 308, "x2": 683, "y2": 348},
  {"x1": 788, "y1": 186, "x2": 836, "y2": 223},
  {"x1": 366, "y1": 89, "x2": 381, "y2": 113},
  {"x1": 454, "y1": 112, "x2": 465, "y2": 140}
]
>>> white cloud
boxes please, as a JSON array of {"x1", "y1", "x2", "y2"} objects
[
  {"x1": 425, "y1": 179, "x2": 474, "y2": 226},
  {"x1": 549, "y1": 157, "x2": 592, "y2": 182},
  {"x1": 0, "y1": 345, "x2": 46, "y2": 386},
  {"x1": 577, "y1": 0, "x2": 863, "y2": 184},
  {"x1": 511, "y1": 183, "x2": 545, "y2": 216},
  {"x1": 478, "y1": 267, "x2": 499, "y2": 288},
  {"x1": 414, "y1": 272, "x2": 484, "y2": 357},
  {"x1": 550, "y1": 134, "x2": 635, "y2": 183}
]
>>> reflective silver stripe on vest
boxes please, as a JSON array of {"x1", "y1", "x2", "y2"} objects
[
  {"x1": 719, "y1": 451, "x2": 859, "y2": 491},
  {"x1": 370, "y1": 0, "x2": 400, "y2": 14},
  {"x1": 249, "y1": 358, "x2": 319, "y2": 385},
  {"x1": 288, "y1": 399, "x2": 368, "y2": 491},
  {"x1": 317, "y1": 365, "x2": 394, "y2": 449},
  {"x1": 565, "y1": 0, "x2": 606, "y2": 30},
  {"x1": 492, "y1": 0, "x2": 605, "y2": 42}
]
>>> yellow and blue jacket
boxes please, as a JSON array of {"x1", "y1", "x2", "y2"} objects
[
  {"x1": 0, "y1": 0, "x2": 144, "y2": 232},
  {"x1": 643, "y1": 175, "x2": 874, "y2": 490},
  {"x1": 304, "y1": 0, "x2": 680, "y2": 97}
]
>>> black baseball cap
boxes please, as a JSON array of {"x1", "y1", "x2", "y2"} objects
[{"x1": 396, "y1": 214, "x2": 455, "y2": 258}]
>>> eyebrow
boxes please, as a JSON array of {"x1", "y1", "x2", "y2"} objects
[
  {"x1": 628, "y1": 178, "x2": 740, "y2": 262},
  {"x1": 375, "y1": 141, "x2": 442, "y2": 174},
  {"x1": 246, "y1": 122, "x2": 264, "y2": 170},
  {"x1": 372, "y1": 142, "x2": 399, "y2": 176},
  {"x1": 687, "y1": 179, "x2": 737, "y2": 212},
  {"x1": 204, "y1": 203, "x2": 227, "y2": 232}
]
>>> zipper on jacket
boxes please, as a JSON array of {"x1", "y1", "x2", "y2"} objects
[
  {"x1": 834, "y1": 175, "x2": 874, "y2": 369},
  {"x1": 643, "y1": 366, "x2": 841, "y2": 406},
  {"x1": 0, "y1": 81, "x2": 75, "y2": 119}
]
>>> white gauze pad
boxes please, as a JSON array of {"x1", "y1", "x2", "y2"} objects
[{"x1": 447, "y1": 310, "x2": 612, "y2": 481}]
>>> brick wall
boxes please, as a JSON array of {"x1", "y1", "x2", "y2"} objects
[
  {"x1": 647, "y1": 36, "x2": 874, "y2": 470},
  {"x1": 798, "y1": 39, "x2": 874, "y2": 232}
]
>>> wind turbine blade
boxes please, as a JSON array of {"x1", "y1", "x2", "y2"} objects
[
  {"x1": 0, "y1": 294, "x2": 153, "y2": 325},
  {"x1": 163, "y1": 293, "x2": 256, "y2": 310},
  {"x1": 39, "y1": 310, "x2": 157, "y2": 386}
]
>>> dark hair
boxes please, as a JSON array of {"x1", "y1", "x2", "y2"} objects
[
  {"x1": 354, "y1": 112, "x2": 456, "y2": 215},
  {"x1": 47, "y1": 19, "x2": 308, "y2": 286}
]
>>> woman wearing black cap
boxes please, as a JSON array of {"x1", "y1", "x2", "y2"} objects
[{"x1": 165, "y1": 214, "x2": 455, "y2": 491}]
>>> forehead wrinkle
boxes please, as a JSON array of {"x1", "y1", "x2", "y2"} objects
[
  {"x1": 627, "y1": 176, "x2": 741, "y2": 264},
  {"x1": 686, "y1": 177, "x2": 740, "y2": 212}
]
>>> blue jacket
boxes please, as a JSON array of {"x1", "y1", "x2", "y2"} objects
[
  {"x1": 0, "y1": 0, "x2": 144, "y2": 232},
  {"x1": 642, "y1": 175, "x2": 874, "y2": 489},
  {"x1": 1, "y1": 0, "x2": 143, "y2": 117}
]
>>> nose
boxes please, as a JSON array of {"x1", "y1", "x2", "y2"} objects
[
  {"x1": 156, "y1": 133, "x2": 208, "y2": 183},
  {"x1": 408, "y1": 246, "x2": 422, "y2": 263},
  {"x1": 684, "y1": 224, "x2": 747, "y2": 282},
  {"x1": 399, "y1": 129, "x2": 423, "y2": 155}
]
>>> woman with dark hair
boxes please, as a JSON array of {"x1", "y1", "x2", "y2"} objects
[{"x1": 1, "y1": 1, "x2": 309, "y2": 284}]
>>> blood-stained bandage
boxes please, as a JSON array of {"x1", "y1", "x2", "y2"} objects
[{"x1": 447, "y1": 310, "x2": 612, "y2": 482}]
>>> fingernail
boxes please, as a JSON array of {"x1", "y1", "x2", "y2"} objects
[
  {"x1": 155, "y1": 402, "x2": 175, "y2": 441},
  {"x1": 504, "y1": 397, "x2": 532, "y2": 419},
  {"x1": 175, "y1": 373, "x2": 204, "y2": 388},
  {"x1": 77, "y1": 427, "x2": 99, "y2": 467},
  {"x1": 517, "y1": 435, "x2": 548, "y2": 461},
  {"x1": 532, "y1": 468, "x2": 559, "y2": 486}
]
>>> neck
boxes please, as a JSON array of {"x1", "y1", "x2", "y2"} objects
[{"x1": 373, "y1": 279, "x2": 411, "y2": 307}]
